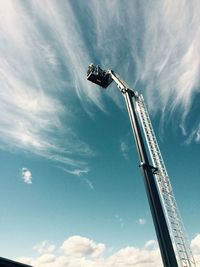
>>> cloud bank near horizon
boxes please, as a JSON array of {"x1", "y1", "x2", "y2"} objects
[{"x1": 17, "y1": 234, "x2": 200, "y2": 267}]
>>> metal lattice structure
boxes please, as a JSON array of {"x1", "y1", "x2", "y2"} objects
[{"x1": 136, "y1": 95, "x2": 196, "y2": 267}]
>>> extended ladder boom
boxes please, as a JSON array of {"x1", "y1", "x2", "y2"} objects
[
  {"x1": 86, "y1": 64, "x2": 196, "y2": 267},
  {"x1": 135, "y1": 96, "x2": 196, "y2": 267},
  {"x1": 109, "y1": 69, "x2": 196, "y2": 267}
]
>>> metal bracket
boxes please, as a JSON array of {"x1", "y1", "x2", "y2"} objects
[
  {"x1": 120, "y1": 88, "x2": 139, "y2": 101},
  {"x1": 139, "y1": 162, "x2": 159, "y2": 174},
  {"x1": 120, "y1": 88, "x2": 127, "y2": 94}
]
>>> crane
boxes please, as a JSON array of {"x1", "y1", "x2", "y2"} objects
[{"x1": 86, "y1": 64, "x2": 196, "y2": 267}]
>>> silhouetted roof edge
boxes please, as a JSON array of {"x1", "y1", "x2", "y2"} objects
[{"x1": 0, "y1": 257, "x2": 33, "y2": 267}]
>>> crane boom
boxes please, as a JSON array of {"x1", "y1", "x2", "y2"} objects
[{"x1": 86, "y1": 64, "x2": 196, "y2": 267}]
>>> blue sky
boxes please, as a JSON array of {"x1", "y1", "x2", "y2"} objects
[{"x1": 0, "y1": 1, "x2": 200, "y2": 266}]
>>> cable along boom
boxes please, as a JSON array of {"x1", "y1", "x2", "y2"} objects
[{"x1": 136, "y1": 95, "x2": 196, "y2": 267}]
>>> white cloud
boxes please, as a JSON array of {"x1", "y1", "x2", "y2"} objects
[
  {"x1": 107, "y1": 246, "x2": 161, "y2": 267},
  {"x1": 16, "y1": 235, "x2": 162, "y2": 267},
  {"x1": 144, "y1": 240, "x2": 158, "y2": 250},
  {"x1": 137, "y1": 218, "x2": 147, "y2": 225},
  {"x1": 1, "y1": 0, "x2": 199, "y2": 174},
  {"x1": 136, "y1": 1, "x2": 200, "y2": 113},
  {"x1": 0, "y1": 0, "x2": 96, "y2": 172},
  {"x1": 120, "y1": 141, "x2": 129, "y2": 160},
  {"x1": 33, "y1": 241, "x2": 56, "y2": 254},
  {"x1": 30, "y1": 0, "x2": 106, "y2": 112},
  {"x1": 88, "y1": 0, "x2": 200, "y2": 140},
  {"x1": 22, "y1": 168, "x2": 32, "y2": 184},
  {"x1": 17, "y1": 234, "x2": 200, "y2": 267},
  {"x1": 83, "y1": 178, "x2": 95, "y2": 191},
  {"x1": 191, "y1": 234, "x2": 200, "y2": 254},
  {"x1": 185, "y1": 124, "x2": 200, "y2": 144},
  {"x1": 62, "y1": 167, "x2": 90, "y2": 177},
  {"x1": 191, "y1": 234, "x2": 200, "y2": 264},
  {"x1": 36, "y1": 254, "x2": 56, "y2": 264},
  {"x1": 59, "y1": 167, "x2": 94, "y2": 190},
  {"x1": 61, "y1": 236, "x2": 105, "y2": 258}
]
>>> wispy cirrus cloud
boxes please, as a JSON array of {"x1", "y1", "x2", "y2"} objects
[
  {"x1": 60, "y1": 166, "x2": 94, "y2": 190},
  {"x1": 185, "y1": 123, "x2": 200, "y2": 144},
  {"x1": 1, "y1": 0, "x2": 200, "y2": 169},
  {"x1": 87, "y1": 0, "x2": 200, "y2": 141},
  {"x1": 61, "y1": 167, "x2": 90, "y2": 177},
  {"x1": 0, "y1": 1, "x2": 95, "y2": 170},
  {"x1": 83, "y1": 178, "x2": 95, "y2": 190}
]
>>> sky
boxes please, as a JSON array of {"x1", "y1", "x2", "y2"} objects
[{"x1": 0, "y1": 0, "x2": 200, "y2": 266}]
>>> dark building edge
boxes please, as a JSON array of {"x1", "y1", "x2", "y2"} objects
[{"x1": 0, "y1": 257, "x2": 33, "y2": 267}]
